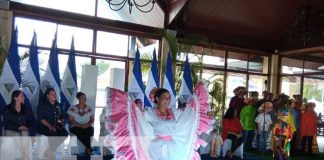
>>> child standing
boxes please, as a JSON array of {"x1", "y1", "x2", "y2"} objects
[
  {"x1": 255, "y1": 102, "x2": 273, "y2": 152},
  {"x1": 240, "y1": 97, "x2": 257, "y2": 151},
  {"x1": 300, "y1": 102, "x2": 317, "y2": 155},
  {"x1": 272, "y1": 106, "x2": 293, "y2": 160}
]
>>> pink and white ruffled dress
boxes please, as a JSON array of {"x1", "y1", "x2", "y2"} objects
[{"x1": 105, "y1": 81, "x2": 213, "y2": 160}]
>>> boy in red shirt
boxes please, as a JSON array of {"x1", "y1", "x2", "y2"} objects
[{"x1": 300, "y1": 102, "x2": 317, "y2": 155}]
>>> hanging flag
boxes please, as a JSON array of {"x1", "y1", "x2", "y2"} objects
[
  {"x1": 162, "y1": 51, "x2": 176, "y2": 107},
  {"x1": 22, "y1": 31, "x2": 41, "y2": 114},
  {"x1": 0, "y1": 28, "x2": 20, "y2": 134},
  {"x1": 61, "y1": 37, "x2": 78, "y2": 114},
  {"x1": 178, "y1": 55, "x2": 193, "y2": 103},
  {"x1": 128, "y1": 49, "x2": 150, "y2": 108},
  {"x1": 40, "y1": 31, "x2": 61, "y2": 101},
  {"x1": 144, "y1": 49, "x2": 159, "y2": 107}
]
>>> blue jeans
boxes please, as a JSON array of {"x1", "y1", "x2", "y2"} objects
[
  {"x1": 242, "y1": 130, "x2": 254, "y2": 150},
  {"x1": 257, "y1": 131, "x2": 269, "y2": 151}
]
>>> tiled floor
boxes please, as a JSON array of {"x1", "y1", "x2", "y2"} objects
[{"x1": 1, "y1": 136, "x2": 323, "y2": 159}]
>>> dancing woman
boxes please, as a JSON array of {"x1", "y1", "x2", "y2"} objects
[{"x1": 105, "y1": 81, "x2": 213, "y2": 160}]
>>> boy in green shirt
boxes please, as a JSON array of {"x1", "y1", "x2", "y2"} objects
[{"x1": 240, "y1": 92, "x2": 258, "y2": 151}]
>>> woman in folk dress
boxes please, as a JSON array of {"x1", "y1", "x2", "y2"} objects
[{"x1": 105, "y1": 81, "x2": 213, "y2": 160}]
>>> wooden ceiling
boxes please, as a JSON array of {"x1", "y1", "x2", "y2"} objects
[{"x1": 156, "y1": 0, "x2": 324, "y2": 58}]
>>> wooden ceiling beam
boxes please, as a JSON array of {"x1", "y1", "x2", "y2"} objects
[
  {"x1": 174, "y1": 25, "x2": 276, "y2": 53},
  {"x1": 155, "y1": 0, "x2": 167, "y2": 12},
  {"x1": 279, "y1": 45, "x2": 324, "y2": 56},
  {"x1": 167, "y1": 0, "x2": 188, "y2": 26}
]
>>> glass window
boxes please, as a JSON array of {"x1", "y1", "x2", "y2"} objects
[
  {"x1": 248, "y1": 75, "x2": 267, "y2": 98},
  {"x1": 303, "y1": 61, "x2": 324, "y2": 73},
  {"x1": 174, "y1": 65, "x2": 199, "y2": 94},
  {"x1": 57, "y1": 54, "x2": 91, "y2": 90},
  {"x1": 303, "y1": 77, "x2": 324, "y2": 114},
  {"x1": 36, "y1": 50, "x2": 50, "y2": 78},
  {"x1": 96, "y1": 59, "x2": 125, "y2": 107},
  {"x1": 19, "y1": 47, "x2": 91, "y2": 92},
  {"x1": 128, "y1": 36, "x2": 159, "y2": 59},
  {"x1": 225, "y1": 72, "x2": 246, "y2": 108},
  {"x1": 202, "y1": 70, "x2": 224, "y2": 116},
  {"x1": 227, "y1": 52, "x2": 248, "y2": 71},
  {"x1": 12, "y1": 0, "x2": 96, "y2": 16},
  {"x1": 248, "y1": 55, "x2": 269, "y2": 74},
  {"x1": 280, "y1": 76, "x2": 301, "y2": 98},
  {"x1": 20, "y1": 47, "x2": 91, "y2": 90},
  {"x1": 177, "y1": 53, "x2": 202, "y2": 63},
  {"x1": 128, "y1": 60, "x2": 151, "y2": 91},
  {"x1": 15, "y1": 17, "x2": 57, "y2": 48},
  {"x1": 281, "y1": 57, "x2": 303, "y2": 74},
  {"x1": 57, "y1": 25, "x2": 93, "y2": 52},
  {"x1": 96, "y1": 31, "x2": 128, "y2": 56},
  {"x1": 202, "y1": 49, "x2": 225, "y2": 68},
  {"x1": 19, "y1": 47, "x2": 33, "y2": 73},
  {"x1": 97, "y1": 0, "x2": 164, "y2": 28}
]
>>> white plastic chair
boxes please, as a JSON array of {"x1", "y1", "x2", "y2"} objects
[
  {"x1": 222, "y1": 139, "x2": 244, "y2": 159},
  {"x1": 69, "y1": 134, "x2": 86, "y2": 154}
]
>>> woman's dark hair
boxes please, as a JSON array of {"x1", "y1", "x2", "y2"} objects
[
  {"x1": 9, "y1": 90, "x2": 24, "y2": 111},
  {"x1": 153, "y1": 88, "x2": 169, "y2": 104},
  {"x1": 278, "y1": 94, "x2": 290, "y2": 106},
  {"x1": 44, "y1": 87, "x2": 57, "y2": 104},
  {"x1": 134, "y1": 98, "x2": 141, "y2": 104},
  {"x1": 251, "y1": 91, "x2": 259, "y2": 97},
  {"x1": 223, "y1": 107, "x2": 235, "y2": 120},
  {"x1": 76, "y1": 92, "x2": 86, "y2": 99}
]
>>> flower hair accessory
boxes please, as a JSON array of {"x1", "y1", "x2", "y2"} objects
[
  {"x1": 149, "y1": 87, "x2": 158, "y2": 102},
  {"x1": 258, "y1": 102, "x2": 273, "y2": 113}
]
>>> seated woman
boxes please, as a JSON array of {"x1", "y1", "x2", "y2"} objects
[
  {"x1": 221, "y1": 107, "x2": 243, "y2": 158},
  {"x1": 67, "y1": 92, "x2": 94, "y2": 155},
  {"x1": 37, "y1": 88, "x2": 68, "y2": 159},
  {"x1": 1, "y1": 90, "x2": 35, "y2": 160},
  {"x1": 3, "y1": 90, "x2": 35, "y2": 136}
]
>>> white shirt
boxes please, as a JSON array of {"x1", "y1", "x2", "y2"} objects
[
  {"x1": 67, "y1": 105, "x2": 94, "y2": 125},
  {"x1": 255, "y1": 113, "x2": 272, "y2": 131}
]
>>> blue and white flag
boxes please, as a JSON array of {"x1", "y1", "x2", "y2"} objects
[
  {"x1": 40, "y1": 32, "x2": 61, "y2": 101},
  {"x1": 22, "y1": 31, "x2": 41, "y2": 114},
  {"x1": 144, "y1": 49, "x2": 159, "y2": 107},
  {"x1": 128, "y1": 49, "x2": 150, "y2": 108},
  {"x1": 61, "y1": 37, "x2": 78, "y2": 114},
  {"x1": 162, "y1": 51, "x2": 176, "y2": 107},
  {"x1": 178, "y1": 55, "x2": 193, "y2": 103},
  {"x1": 0, "y1": 28, "x2": 20, "y2": 134}
]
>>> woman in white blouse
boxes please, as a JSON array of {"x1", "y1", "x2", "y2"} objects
[{"x1": 67, "y1": 92, "x2": 94, "y2": 155}]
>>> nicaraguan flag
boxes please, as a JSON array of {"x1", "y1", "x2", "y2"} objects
[
  {"x1": 144, "y1": 49, "x2": 159, "y2": 107},
  {"x1": 178, "y1": 55, "x2": 193, "y2": 103},
  {"x1": 128, "y1": 49, "x2": 150, "y2": 108},
  {"x1": 0, "y1": 28, "x2": 20, "y2": 134},
  {"x1": 40, "y1": 32, "x2": 61, "y2": 101},
  {"x1": 61, "y1": 37, "x2": 78, "y2": 114},
  {"x1": 162, "y1": 51, "x2": 176, "y2": 107},
  {"x1": 22, "y1": 31, "x2": 41, "y2": 114}
]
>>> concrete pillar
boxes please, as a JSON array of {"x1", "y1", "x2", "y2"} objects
[{"x1": 269, "y1": 54, "x2": 280, "y2": 94}]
